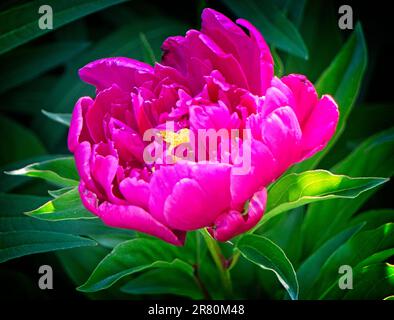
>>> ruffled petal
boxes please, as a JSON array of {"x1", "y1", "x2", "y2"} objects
[
  {"x1": 208, "y1": 188, "x2": 267, "y2": 241},
  {"x1": 149, "y1": 162, "x2": 232, "y2": 230},
  {"x1": 230, "y1": 138, "x2": 276, "y2": 210},
  {"x1": 281, "y1": 74, "x2": 318, "y2": 127},
  {"x1": 119, "y1": 177, "x2": 150, "y2": 209},
  {"x1": 261, "y1": 106, "x2": 302, "y2": 175},
  {"x1": 74, "y1": 141, "x2": 103, "y2": 197},
  {"x1": 201, "y1": 8, "x2": 273, "y2": 95},
  {"x1": 68, "y1": 97, "x2": 93, "y2": 152},
  {"x1": 98, "y1": 202, "x2": 185, "y2": 246},
  {"x1": 300, "y1": 94, "x2": 339, "y2": 159},
  {"x1": 79, "y1": 57, "x2": 154, "y2": 92}
]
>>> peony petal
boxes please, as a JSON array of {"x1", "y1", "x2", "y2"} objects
[
  {"x1": 300, "y1": 94, "x2": 339, "y2": 159},
  {"x1": 149, "y1": 162, "x2": 232, "y2": 230},
  {"x1": 119, "y1": 177, "x2": 150, "y2": 209},
  {"x1": 261, "y1": 106, "x2": 302, "y2": 175},
  {"x1": 78, "y1": 181, "x2": 99, "y2": 215},
  {"x1": 189, "y1": 103, "x2": 231, "y2": 131},
  {"x1": 85, "y1": 85, "x2": 131, "y2": 143},
  {"x1": 162, "y1": 29, "x2": 249, "y2": 91},
  {"x1": 98, "y1": 202, "x2": 185, "y2": 246},
  {"x1": 262, "y1": 78, "x2": 294, "y2": 117},
  {"x1": 68, "y1": 97, "x2": 93, "y2": 152},
  {"x1": 79, "y1": 57, "x2": 154, "y2": 92},
  {"x1": 208, "y1": 188, "x2": 267, "y2": 241},
  {"x1": 230, "y1": 138, "x2": 276, "y2": 210},
  {"x1": 107, "y1": 117, "x2": 145, "y2": 163},
  {"x1": 281, "y1": 74, "x2": 318, "y2": 128},
  {"x1": 201, "y1": 8, "x2": 273, "y2": 95},
  {"x1": 74, "y1": 141, "x2": 103, "y2": 197},
  {"x1": 236, "y1": 18, "x2": 274, "y2": 95}
]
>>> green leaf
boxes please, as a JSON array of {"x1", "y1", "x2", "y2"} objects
[
  {"x1": 303, "y1": 127, "x2": 394, "y2": 252},
  {"x1": 223, "y1": 0, "x2": 308, "y2": 59},
  {"x1": 78, "y1": 238, "x2": 191, "y2": 292},
  {"x1": 26, "y1": 187, "x2": 95, "y2": 221},
  {"x1": 88, "y1": 233, "x2": 135, "y2": 249},
  {"x1": 309, "y1": 223, "x2": 394, "y2": 299},
  {"x1": 0, "y1": 42, "x2": 89, "y2": 94},
  {"x1": 357, "y1": 249, "x2": 394, "y2": 268},
  {"x1": 6, "y1": 157, "x2": 79, "y2": 187},
  {"x1": 48, "y1": 186, "x2": 74, "y2": 198},
  {"x1": 291, "y1": 23, "x2": 367, "y2": 172},
  {"x1": 0, "y1": 230, "x2": 96, "y2": 263},
  {"x1": 257, "y1": 170, "x2": 387, "y2": 228},
  {"x1": 0, "y1": 0, "x2": 129, "y2": 55},
  {"x1": 236, "y1": 234, "x2": 299, "y2": 300},
  {"x1": 296, "y1": 223, "x2": 364, "y2": 298},
  {"x1": 0, "y1": 155, "x2": 65, "y2": 192},
  {"x1": 42, "y1": 110, "x2": 71, "y2": 127},
  {"x1": 121, "y1": 261, "x2": 203, "y2": 299},
  {"x1": 56, "y1": 246, "x2": 128, "y2": 299},
  {"x1": 57, "y1": 246, "x2": 109, "y2": 287},
  {"x1": 0, "y1": 115, "x2": 46, "y2": 166}
]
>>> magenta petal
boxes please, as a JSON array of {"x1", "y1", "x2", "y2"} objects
[
  {"x1": 79, "y1": 57, "x2": 154, "y2": 92},
  {"x1": 230, "y1": 138, "x2": 276, "y2": 210},
  {"x1": 300, "y1": 95, "x2": 339, "y2": 159},
  {"x1": 261, "y1": 106, "x2": 302, "y2": 174},
  {"x1": 262, "y1": 79, "x2": 294, "y2": 117},
  {"x1": 78, "y1": 181, "x2": 99, "y2": 215},
  {"x1": 98, "y1": 202, "x2": 185, "y2": 246},
  {"x1": 201, "y1": 8, "x2": 273, "y2": 95},
  {"x1": 74, "y1": 141, "x2": 103, "y2": 197},
  {"x1": 189, "y1": 103, "x2": 231, "y2": 131},
  {"x1": 85, "y1": 85, "x2": 131, "y2": 143},
  {"x1": 281, "y1": 74, "x2": 318, "y2": 127},
  {"x1": 91, "y1": 154, "x2": 119, "y2": 200},
  {"x1": 236, "y1": 18, "x2": 274, "y2": 95},
  {"x1": 164, "y1": 178, "x2": 211, "y2": 230},
  {"x1": 149, "y1": 162, "x2": 232, "y2": 230},
  {"x1": 119, "y1": 177, "x2": 150, "y2": 209},
  {"x1": 68, "y1": 97, "x2": 93, "y2": 152},
  {"x1": 208, "y1": 188, "x2": 267, "y2": 241},
  {"x1": 108, "y1": 118, "x2": 145, "y2": 162}
]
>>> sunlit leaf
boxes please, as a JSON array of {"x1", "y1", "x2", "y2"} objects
[
  {"x1": 6, "y1": 157, "x2": 79, "y2": 187},
  {"x1": 26, "y1": 187, "x2": 95, "y2": 221}
]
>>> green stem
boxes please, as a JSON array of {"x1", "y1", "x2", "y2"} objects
[{"x1": 200, "y1": 229, "x2": 233, "y2": 297}]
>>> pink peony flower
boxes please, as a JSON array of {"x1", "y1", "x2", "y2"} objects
[{"x1": 68, "y1": 8, "x2": 339, "y2": 245}]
